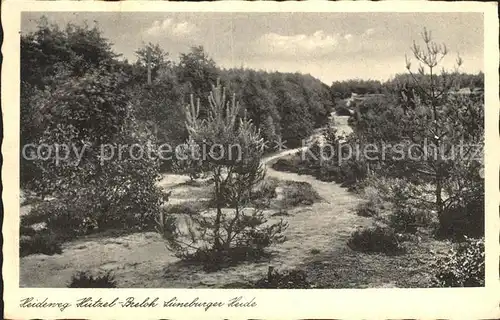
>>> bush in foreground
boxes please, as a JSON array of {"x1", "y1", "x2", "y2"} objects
[
  {"x1": 221, "y1": 267, "x2": 312, "y2": 289},
  {"x1": 282, "y1": 181, "x2": 321, "y2": 207},
  {"x1": 433, "y1": 237, "x2": 484, "y2": 287},
  {"x1": 254, "y1": 267, "x2": 311, "y2": 288},
  {"x1": 347, "y1": 225, "x2": 405, "y2": 255},
  {"x1": 182, "y1": 245, "x2": 273, "y2": 272},
  {"x1": 355, "y1": 201, "x2": 379, "y2": 217},
  {"x1": 250, "y1": 177, "x2": 279, "y2": 208},
  {"x1": 271, "y1": 158, "x2": 303, "y2": 173},
  {"x1": 20, "y1": 231, "x2": 62, "y2": 257},
  {"x1": 438, "y1": 194, "x2": 484, "y2": 239},
  {"x1": 68, "y1": 271, "x2": 117, "y2": 288}
]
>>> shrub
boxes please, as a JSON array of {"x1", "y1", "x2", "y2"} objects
[
  {"x1": 20, "y1": 225, "x2": 37, "y2": 237},
  {"x1": 20, "y1": 202, "x2": 53, "y2": 227},
  {"x1": 68, "y1": 271, "x2": 117, "y2": 288},
  {"x1": 271, "y1": 158, "x2": 300, "y2": 173},
  {"x1": 165, "y1": 201, "x2": 205, "y2": 216},
  {"x1": 310, "y1": 248, "x2": 320, "y2": 255},
  {"x1": 184, "y1": 245, "x2": 273, "y2": 272},
  {"x1": 172, "y1": 139, "x2": 204, "y2": 181},
  {"x1": 355, "y1": 202, "x2": 379, "y2": 217},
  {"x1": 388, "y1": 207, "x2": 419, "y2": 233},
  {"x1": 373, "y1": 178, "x2": 436, "y2": 234},
  {"x1": 347, "y1": 225, "x2": 405, "y2": 255},
  {"x1": 282, "y1": 181, "x2": 321, "y2": 207},
  {"x1": 388, "y1": 206, "x2": 434, "y2": 234},
  {"x1": 433, "y1": 237, "x2": 484, "y2": 287},
  {"x1": 23, "y1": 175, "x2": 169, "y2": 242},
  {"x1": 20, "y1": 231, "x2": 62, "y2": 257},
  {"x1": 26, "y1": 200, "x2": 91, "y2": 241},
  {"x1": 161, "y1": 209, "x2": 287, "y2": 272},
  {"x1": 439, "y1": 194, "x2": 484, "y2": 239},
  {"x1": 336, "y1": 106, "x2": 353, "y2": 116},
  {"x1": 254, "y1": 267, "x2": 311, "y2": 289},
  {"x1": 337, "y1": 158, "x2": 369, "y2": 190},
  {"x1": 247, "y1": 177, "x2": 279, "y2": 209},
  {"x1": 252, "y1": 178, "x2": 279, "y2": 199}
]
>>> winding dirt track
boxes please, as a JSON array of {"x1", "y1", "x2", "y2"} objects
[{"x1": 20, "y1": 116, "x2": 370, "y2": 288}]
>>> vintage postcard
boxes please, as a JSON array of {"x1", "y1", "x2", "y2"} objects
[{"x1": 2, "y1": 1, "x2": 499, "y2": 319}]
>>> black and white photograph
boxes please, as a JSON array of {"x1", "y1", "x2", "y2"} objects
[{"x1": 2, "y1": 1, "x2": 499, "y2": 319}]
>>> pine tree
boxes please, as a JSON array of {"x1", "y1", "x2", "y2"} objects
[
  {"x1": 158, "y1": 80, "x2": 287, "y2": 269},
  {"x1": 401, "y1": 28, "x2": 484, "y2": 237}
]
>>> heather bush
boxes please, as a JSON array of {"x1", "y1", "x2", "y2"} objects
[
  {"x1": 433, "y1": 237, "x2": 484, "y2": 287},
  {"x1": 252, "y1": 177, "x2": 279, "y2": 201},
  {"x1": 355, "y1": 202, "x2": 379, "y2": 217},
  {"x1": 439, "y1": 190, "x2": 484, "y2": 239},
  {"x1": 20, "y1": 225, "x2": 37, "y2": 237},
  {"x1": 281, "y1": 181, "x2": 321, "y2": 207},
  {"x1": 68, "y1": 271, "x2": 117, "y2": 288},
  {"x1": 24, "y1": 172, "x2": 168, "y2": 241},
  {"x1": 249, "y1": 178, "x2": 279, "y2": 209},
  {"x1": 182, "y1": 245, "x2": 272, "y2": 272},
  {"x1": 347, "y1": 225, "x2": 405, "y2": 255},
  {"x1": 20, "y1": 231, "x2": 62, "y2": 257},
  {"x1": 355, "y1": 183, "x2": 388, "y2": 217},
  {"x1": 253, "y1": 267, "x2": 311, "y2": 289},
  {"x1": 388, "y1": 204, "x2": 435, "y2": 234},
  {"x1": 24, "y1": 200, "x2": 91, "y2": 241},
  {"x1": 20, "y1": 202, "x2": 54, "y2": 227},
  {"x1": 221, "y1": 267, "x2": 312, "y2": 289}
]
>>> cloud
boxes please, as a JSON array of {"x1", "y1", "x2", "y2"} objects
[
  {"x1": 144, "y1": 19, "x2": 198, "y2": 38},
  {"x1": 255, "y1": 30, "x2": 345, "y2": 57}
]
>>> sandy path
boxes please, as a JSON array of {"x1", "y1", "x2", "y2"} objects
[{"x1": 20, "y1": 115, "x2": 368, "y2": 288}]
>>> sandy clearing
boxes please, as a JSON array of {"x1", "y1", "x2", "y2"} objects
[
  {"x1": 20, "y1": 161, "x2": 366, "y2": 288},
  {"x1": 20, "y1": 116, "x2": 368, "y2": 288}
]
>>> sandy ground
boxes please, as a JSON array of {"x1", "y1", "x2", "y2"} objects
[
  {"x1": 20, "y1": 159, "x2": 369, "y2": 288},
  {"x1": 20, "y1": 116, "x2": 374, "y2": 288}
]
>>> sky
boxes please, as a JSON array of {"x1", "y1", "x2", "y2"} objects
[{"x1": 21, "y1": 12, "x2": 484, "y2": 85}]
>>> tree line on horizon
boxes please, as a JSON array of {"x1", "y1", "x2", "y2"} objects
[{"x1": 330, "y1": 72, "x2": 484, "y2": 100}]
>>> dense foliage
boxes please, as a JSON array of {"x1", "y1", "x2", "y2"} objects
[
  {"x1": 221, "y1": 69, "x2": 333, "y2": 148},
  {"x1": 433, "y1": 237, "x2": 485, "y2": 287},
  {"x1": 68, "y1": 271, "x2": 118, "y2": 288},
  {"x1": 331, "y1": 79, "x2": 384, "y2": 99},
  {"x1": 347, "y1": 225, "x2": 405, "y2": 255},
  {"x1": 20, "y1": 19, "x2": 168, "y2": 250},
  {"x1": 268, "y1": 28, "x2": 485, "y2": 286},
  {"x1": 21, "y1": 18, "x2": 336, "y2": 191}
]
